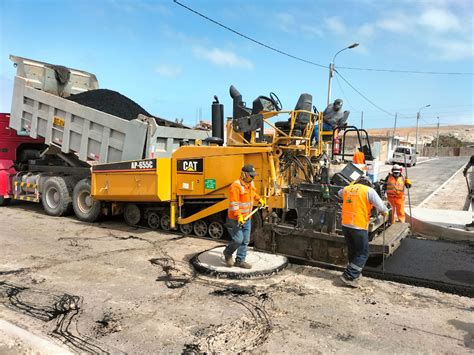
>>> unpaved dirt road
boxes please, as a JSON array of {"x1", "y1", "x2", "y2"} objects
[{"x1": 0, "y1": 203, "x2": 473, "y2": 353}]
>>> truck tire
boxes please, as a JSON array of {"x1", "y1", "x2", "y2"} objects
[
  {"x1": 62, "y1": 176, "x2": 78, "y2": 215},
  {"x1": 0, "y1": 196, "x2": 11, "y2": 206},
  {"x1": 41, "y1": 176, "x2": 72, "y2": 216},
  {"x1": 73, "y1": 178, "x2": 101, "y2": 222}
]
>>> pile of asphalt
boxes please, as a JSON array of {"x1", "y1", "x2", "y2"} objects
[{"x1": 67, "y1": 89, "x2": 187, "y2": 128}]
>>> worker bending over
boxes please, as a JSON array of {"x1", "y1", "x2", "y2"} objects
[
  {"x1": 312, "y1": 98, "x2": 349, "y2": 144},
  {"x1": 223, "y1": 164, "x2": 266, "y2": 269},
  {"x1": 339, "y1": 176, "x2": 388, "y2": 288},
  {"x1": 323, "y1": 99, "x2": 349, "y2": 129},
  {"x1": 383, "y1": 164, "x2": 411, "y2": 223}
]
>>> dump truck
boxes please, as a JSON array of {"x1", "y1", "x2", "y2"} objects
[
  {"x1": 3, "y1": 55, "x2": 210, "y2": 220},
  {"x1": 88, "y1": 85, "x2": 409, "y2": 265}
]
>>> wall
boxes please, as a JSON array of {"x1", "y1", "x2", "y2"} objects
[
  {"x1": 422, "y1": 147, "x2": 474, "y2": 157},
  {"x1": 343, "y1": 134, "x2": 393, "y2": 162}
]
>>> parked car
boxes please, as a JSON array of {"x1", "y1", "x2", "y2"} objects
[{"x1": 392, "y1": 146, "x2": 417, "y2": 167}]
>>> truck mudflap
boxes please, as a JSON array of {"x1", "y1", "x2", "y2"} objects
[{"x1": 254, "y1": 222, "x2": 409, "y2": 266}]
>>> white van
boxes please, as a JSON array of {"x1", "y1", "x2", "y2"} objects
[{"x1": 392, "y1": 146, "x2": 417, "y2": 166}]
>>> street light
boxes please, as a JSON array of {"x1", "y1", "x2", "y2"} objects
[
  {"x1": 415, "y1": 104, "x2": 431, "y2": 155},
  {"x1": 327, "y1": 43, "x2": 359, "y2": 106}
]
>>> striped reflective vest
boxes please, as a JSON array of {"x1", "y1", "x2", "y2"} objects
[
  {"x1": 386, "y1": 175, "x2": 405, "y2": 198},
  {"x1": 341, "y1": 184, "x2": 372, "y2": 230},
  {"x1": 228, "y1": 179, "x2": 261, "y2": 220}
]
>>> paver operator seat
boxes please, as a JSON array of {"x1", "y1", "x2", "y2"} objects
[{"x1": 274, "y1": 93, "x2": 313, "y2": 137}]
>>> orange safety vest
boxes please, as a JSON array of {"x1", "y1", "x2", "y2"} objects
[
  {"x1": 228, "y1": 179, "x2": 261, "y2": 220},
  {"x1": 353, "y1": 151, "x2": 365, "y2": 164},
  {"x1": 386, "y1": 175, "x2": 405, "y2": 198},
  {"x1": 341, "y1": 184, "x2": 372, "y2": 230}
]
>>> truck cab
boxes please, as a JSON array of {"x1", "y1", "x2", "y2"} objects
[
  {"x1": 392, "y1": 146, "x2": 417, "y2": 167},
  {"x1": 0, "y1": 113, "x2": 45, "y2": 205}
]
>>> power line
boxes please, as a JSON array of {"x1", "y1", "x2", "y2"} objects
[
  {"x1": 336, "y1": 65, "x2": 472, "y2": 76},
  {"x1": 345, "y1": 104, "x2": 474, "y2": 115},
  {"x1": 173, "y1": 0, "x2": 473, "y2": 77},
  {"x1": 334, "y1": 73, "x2": 356, "y2": 111},
  {"x1": 334, "y1": 70, "x2": 394, "y2": 117},
  {"x1": 173, "y1": 0, "x2": 326, "y2": 68}
]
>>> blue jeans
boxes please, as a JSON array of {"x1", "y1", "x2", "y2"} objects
[
  {"x1": 342, "y1": 226, "x2": 369, "y2": 280},
  {"x1": 312, "y1": 122, "x2": 333, "y2": 144},
  {"x1": 224, "y1": 218, "x2": 251, "y2": 262}
]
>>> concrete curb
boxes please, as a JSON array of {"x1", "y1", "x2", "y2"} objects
[{"x1": 406, "y1": 207, "x2": 473, "y2": 242}]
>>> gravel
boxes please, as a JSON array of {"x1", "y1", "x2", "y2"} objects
[{"x1": 67, "y1": 89, "x2": 187, "y2": 128}]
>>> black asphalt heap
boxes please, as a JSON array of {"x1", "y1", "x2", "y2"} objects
[{"x1": 67, "y1": 89, "x2": 187, "y2": 128}]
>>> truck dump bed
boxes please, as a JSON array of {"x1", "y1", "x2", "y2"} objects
[
  {"x1": 9, "y1": 55, "x2": 150, "y2": 164},
  {"x1": 8, "y1": 55, "x2": 210, "y2": 164}
]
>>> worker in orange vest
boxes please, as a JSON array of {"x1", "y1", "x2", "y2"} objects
[
  {"x1": 353, "y1": 147, "x2": 365, "y2": 164},
  {"x1": 383, "y1": 164, "x2": 412, "y2": 223},
  {"x1": 223, "y1": 164, "x2": 266, "y2": 269},
  {"x1": 338, "y1": 176, "x2": 389, "y2": 288}
]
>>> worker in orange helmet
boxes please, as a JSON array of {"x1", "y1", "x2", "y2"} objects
[
  {"x1": 353, "y1": 147, "x2": 365, "y2": 164},
  {"x1": 383, "y1": 164, "x2": 412, "y2": 223},
  {"x1": 223, "y1": 164, "x2": 266, "y2": 269}
]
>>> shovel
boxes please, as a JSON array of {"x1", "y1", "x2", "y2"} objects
[
  {"x1": 238, "y1": 206, "x2": 264, "y2": 228},
  {"x1": 403, "y1": 153, "x2": 413, "y2": 231}
]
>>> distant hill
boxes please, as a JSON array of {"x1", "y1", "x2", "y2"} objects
[{"x1": 366, "y1": 125, "x2": 474, "y2": 144}]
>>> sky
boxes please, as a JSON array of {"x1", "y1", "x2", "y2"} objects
[{"x1": 0, "y1": 0, "x2": 473, "y2": 129}]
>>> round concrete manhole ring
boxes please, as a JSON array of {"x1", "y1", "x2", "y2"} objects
[{"x1": 191, "y1": 246, "x2": 288, "y2": 279}]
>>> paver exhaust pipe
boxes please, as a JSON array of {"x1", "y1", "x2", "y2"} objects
[{"x1": 211, "y1": 95, "x2": 224, "y2": 141}]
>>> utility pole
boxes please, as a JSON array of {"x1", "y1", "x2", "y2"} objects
[
  {"x1": 415, "y1": 104, "x2": 430, "y2": 154},
  {"x1": 360, "y1": 111, "x2": 363, "y2": 129},
  {"x1": 327, "y1": 43, "x2": 359, "y2": 105},
  {"x1": 436, "y1": 116, "x2": 440, "y2": 157},
  {"x1": 327, "y1": 63, "x2": 334, "y2": 106},
  {"x1": 415, "y1": 111, "x2": 420, "y2": 153},
  {"x1": 393, "y1": 112, "x2": 397, "y2": 137}
]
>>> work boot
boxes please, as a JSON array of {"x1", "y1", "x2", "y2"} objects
[
  {"x1": 339, "y1": 275, "x2": 359, "y2": 288},
  {"x1": 224, "y1": 254, "x2": 234, "y2": 267},
  {"x1": 465, "y1": 222, "x2": 474, "y2": 231},
  {"x1": 234, "y1": 260, "x2": 252, "y2": 269}
]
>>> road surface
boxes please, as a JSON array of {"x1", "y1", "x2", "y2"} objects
[{"x1": 381, "y1": 157, "x2": 467, "y2": 207}]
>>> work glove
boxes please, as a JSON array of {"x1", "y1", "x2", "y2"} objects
[
  {"x1": 405, "y1": 178, "x2": 412, "y2": 189},
  {"x1": 237, "y1": 215, "x2": 245, "y2": 225},
  {"x1": 258, "y1": 198, "x2": 266, "y2": 208},
  {"x1": 381, "y1": 211, "x2": 389, "y2": 221}
]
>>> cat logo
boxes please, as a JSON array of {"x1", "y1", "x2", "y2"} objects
[
  {"x1": 177, "y1": 158, "x2": 203, "y2": 174},
  {"x1": 183, "y1": 161, "x2": 198, "y2": 171}
]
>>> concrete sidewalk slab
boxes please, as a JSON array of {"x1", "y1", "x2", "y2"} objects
[
  {"x1": 0, "y1": 319, "x2": 73, "y2": 355},
  {"x1": 191, "y1": 246, "x2": 288, "y2": 279},
  {"x1": 407, "y1": 207, "x2": 473, "y2": 242}
]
